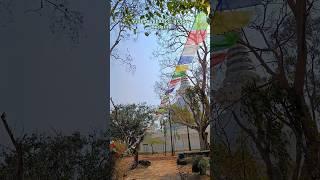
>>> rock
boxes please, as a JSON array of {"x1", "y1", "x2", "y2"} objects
[
  {"x1": 177, "y1": 158, "x2": 188, "y2": 165},
  {"x1": 178, "y1": 153, "x2": 185, "y2": 159},
  {"x1": 138, "y1": 160, "x2": 151, "y2": 167}
]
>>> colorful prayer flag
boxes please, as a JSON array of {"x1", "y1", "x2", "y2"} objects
[
  {"x1": 211, "y1": 52, "x2": 228, "y2": 66},
  {"x1": 211, "y1": 32, "x2": 239, "y2": 51},
  {"x1": 213, "y1": 0, "x2": 262, "y2": 11},
  {"x1": 192, "y1": 12, "x2": 209, "y2": 30},
  {"x1": 182, "y1": 45, "x2": 198, "y2": 56},
  {"x1": 175, "y1": 65, "x2": 189, "y2": 72},
  {"x1": 172, "y1": 71, "x2": 187, "y2": 79},
  {"x1": 165, "y1": 88, "x2": 175, "y2": 95},
  {"x1": 178, "y1": 56, "x2": 194, "y2": 65},
  {"x1": 186, "y1": 30, "x2": 207, "y2": 45},
  {"x1": 169, "y1": 78, "x2": 181, "y2": 87},
  {"x1": 212, "y1": 11, "x2": 252, "y2": 34}
]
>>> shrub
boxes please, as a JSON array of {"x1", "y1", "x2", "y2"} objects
[{"x1": 198, "y1": 158, "x2": 209, "y2": 175}]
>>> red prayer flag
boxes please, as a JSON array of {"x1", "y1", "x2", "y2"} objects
[
  {"x1": 186, "y1": 30, "x2": 207, "y2": 45},
  {"x1": 211, "y1": 52, "x2": 227, "y2": 66},
  {"x1": 169, "y1": 78, "x2": 181, "y2": 86}
]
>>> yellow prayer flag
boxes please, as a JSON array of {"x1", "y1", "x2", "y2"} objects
[
  {"x1": 175, "y1": 65, "x2": 189, "y2": 72},
  {"x1": 212, "y1": 11, "x2": 253, "y2": 34}
]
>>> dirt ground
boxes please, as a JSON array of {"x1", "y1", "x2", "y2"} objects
[{"x1": 114, "y1": 153, "x2": 210, "y2": 180}]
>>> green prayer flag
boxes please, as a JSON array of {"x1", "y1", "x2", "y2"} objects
[
  {"x1": 211, "y1": 32, "x2": 240, "y2": 51},
  {"x1": 172, "y1": 71, "x2": 187, "y2": 79},
  {"x1": 192, "y1": 12, "x2": 209, "y2": 30}
]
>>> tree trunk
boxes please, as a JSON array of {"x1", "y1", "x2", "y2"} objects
[
  {"x1": 151, "y1": 145, "x2": 154, "y2": 154},
  {"x1": 198, "y1": 129, "x2": 208, "y2": 150},
  {"x1": 294, "y1": 96, "x2": 320, "y2": 179},
  {"x1": 131, "y1": 147, "x2": 139, "y2": 169},
  {"x1": 187, "y1": 126, "x2": 192, "y2": 151},
  {"x1": 17, "y1": 145, "x2": 23, "y2": 180},
  {"x1": 169, "y1": 110, "x2": 175, "y2": 156},
  {"x1": 289, "y1": 0, "x2": 320, "y2": 177},
  {"x1": 1, "y1": 113, "x2": 23, "y2": 180}
]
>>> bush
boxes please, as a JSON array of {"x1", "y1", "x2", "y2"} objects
[
  {"x1": 191, "y1": 156, "x2": 209, "y2": 175},
  {"x1": 198, "y1": 158, "x2": 209, "y2": 175},
  {"x1": 192, "y1": 156, "x2": 202, "y2": 173}
]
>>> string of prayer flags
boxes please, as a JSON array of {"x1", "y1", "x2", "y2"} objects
[
  {"x1": 178, "y1": 56, "x2": 193, "y2": 65},
  {"x1": 212, "y1": 11, "x2": 252, "y2": 34},
  {"x1": 211, "y1": 32, "x2": 240, "y2": 51},
  {"x1": 169, "y1": 78, "x2": 181, "y2": 87},
  {"x1": 172, "y1": 71, "x2": 187, "y2": 79},
  {"x1": 175, "y1": 65, "x2": 189, "y2": 72},
  {"x1": 192, "y1": 12, "x2": 209, "y2": 30},
  {"x1": 182, "y1": 45, "x2": 198, "y2": 56},
  {"x1": 186, "y1": 30, "x2": 207, "y2": 45},
  {"x1": 165, "y1": 88, "x2": 175, "y2": 95},
  {"x1": 213, "y1": 0, "x2": 262, "y2": 11},
  {"x1": 211, "y1": 51, "x2": 228, "y2": 66},
  {"x1": 186, "y1": 12, "x2": 209, "y2": 45},
  {"x1": 159, "y1": 12, "x2": 209, "y2": 105}
]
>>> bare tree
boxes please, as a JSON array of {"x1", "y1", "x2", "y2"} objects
[
  {"x1": 211, "y1": 0, "x2": 320, "y2": 179},
  {"x1": 153, "y1": 13, "x2": 222, "y2": 150},
  {"x1": 110, "y1": 0, "x2": 147, "y2": 72}
]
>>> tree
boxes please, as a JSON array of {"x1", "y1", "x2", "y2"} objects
[
  {"x1": 24, "y1": 0, "x2": 84, "y2": 44},
  {"x1": 150, "y1": 6, "x2": 213, "y2": 149},
  {"x1": 233, "y1": 1, "x2": 320, "y2": 178},
  {"x1": 110, "y1": 0, "x2": 146, "y2": 72},
  {"x1": 0, "y1": 128, "x2": 112, "y2": 179},
  {"x1": 203, "y1": 0, "x2": 320, "y2": 179},
  {"x1": 143, "y1": 134, "x2": 164, "y2": 154},
  {"x1": 143, "y1": 0, "x2": 320, "y2": 179},
  {"x1": 171, "y1": 86, "x2": 210, "y2": 150},
  {"x1": 110, "y1": 102, "x2": 154, "y2": 169}
]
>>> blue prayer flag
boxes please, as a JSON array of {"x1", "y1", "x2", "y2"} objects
[
  {"x1": 178, "y1": 56, "x2": 193, "y2": 65},
  {"x1": 165, "y1": 88, "x2": 175, "y2": 95}
]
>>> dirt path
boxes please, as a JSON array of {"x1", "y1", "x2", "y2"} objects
[
  {"x1": 125, "y1": 155, "x2": 180, "y2": 180},
  {"x1": 120, "y1": 154, "x2": 209, "y2": 180}
]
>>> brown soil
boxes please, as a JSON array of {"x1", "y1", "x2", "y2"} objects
[{"x1": 115, "y1": 153, "x2": 210, "y2": 180}]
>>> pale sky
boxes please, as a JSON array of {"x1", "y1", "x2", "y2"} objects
[{"x1": 110, "y1": 33, "x2": 161, "y2": 106}]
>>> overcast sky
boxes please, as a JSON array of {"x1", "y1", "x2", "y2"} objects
[
  {"x1": 0, "y1": 0, "x2": 107, "y2": 146},
  {"x1": 110, "y1": 33, "x2": 161, "y2": 106}
]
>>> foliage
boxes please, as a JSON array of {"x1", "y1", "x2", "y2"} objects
[
  {"x1": 170, "y1": 86, "x2": 210, "y2": 150},
  {"x1": 110, "y1": 0, "x2": 146, "y2": 71},
  {"x1": 170, "y1": 104, "x2": 195, "y2": 127},
  {"x1": 198, "y1": 158, "x2": 209, "y2": 175},
  {"x1": 212, "y1": 141, "x2": 266, "y2": 180},
  {"x1": 0, "y1": 131, "x2": 112, "y2": 179},
  {"x1": 144, "y1": 135, "x2": 164, "y2": 145},
  {"x1": 112, "y1": 140, "x2": 127, "y2": 158},
  {"x1": 110, "y1": 103, "x2": 154, "y2": 154}
]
